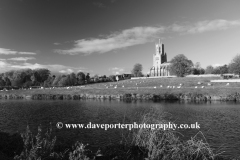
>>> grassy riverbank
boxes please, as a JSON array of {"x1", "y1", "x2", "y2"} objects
[{"x1": 1, "y1": 77, "x2": 240, "y2": 99}]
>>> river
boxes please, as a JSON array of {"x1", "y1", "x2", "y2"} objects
[{"x1": 0, "y1": 99, "x2": 239, "y2": 158}]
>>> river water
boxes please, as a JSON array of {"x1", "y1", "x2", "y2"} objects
[{"x1": 0, "y1": 99, "x2": 239, "y2": 158}]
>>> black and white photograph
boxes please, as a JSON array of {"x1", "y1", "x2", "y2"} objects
[{"x1": 0, "y1": 0, "x2": 240, "y2": 159}]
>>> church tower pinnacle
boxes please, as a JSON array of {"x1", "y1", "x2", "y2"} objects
[
  {"x1": 153, "y1": 39, "x2": 162, "y2": 69},
  {"x1": 150, "y1": 39, "x2": 171, "y2": 77}
]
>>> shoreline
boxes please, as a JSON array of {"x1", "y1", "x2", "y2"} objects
[{"x1": 1, "y1": 92, "x2": 240, "y2": 101}]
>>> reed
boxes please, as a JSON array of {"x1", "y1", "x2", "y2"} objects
[{"x1": 133, "y1": 111, "x2": 223, "y2": 160}]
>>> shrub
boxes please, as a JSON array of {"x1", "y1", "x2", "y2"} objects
[
  {"x1": 133, "y1": 112, "x2": 220, "y2": 160},
  {"x1": 69, "y1": 142, "x2": 90, "y2": 160},
  {"x1": 14, "y1": 124, "x2": 58, "y2": 160}
]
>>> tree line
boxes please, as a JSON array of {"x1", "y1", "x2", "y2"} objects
[
  {"x1": 1, "y1": 54, "x2": 240, "y2": 87},
  {"x1": 0, "y1": 69, "x2": 121, "y2": 88},
  {"x1": 169, "y1": 53, "x2": 240, "y2": 77}
]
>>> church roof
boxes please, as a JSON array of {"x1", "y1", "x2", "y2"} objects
[{"x1": 161, "y1": 62, "x2": 171, "y2": 65}]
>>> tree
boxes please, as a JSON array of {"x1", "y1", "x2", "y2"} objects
[
  {"x1": 52, "y1": 75, "x2": 62, "y2": 86},
  {"x1": 43, "y1": 76, "x2": 54, "y2": 87},
  {"x1": 86, "y1": 73, "x2": 90, "y2": 84},
  {"x1": 194, "y1": 62, "x2": 201, "y2": 69},
  {"x1": 93, "y1": 74, "x2": 99, "y2": 83},
  {"x1": 33, "y1": 68, "x2": 51, "y2": 84},
  {"x1": 21, "y1": 69, "x2": 32, "y2": 84},
  {"x1": 2, "y1": 77, "x2": 11, "y2": 86},
  {"x1": 192, "y1": 68, "x2": 200, "y2": 75},
  {"x1": 219, "y1": 65, "x2": 228, "y2": 75},
  {"x1": 229, "y1": 54, "x2": 240, "y2": 75},
  {"x1": 77, "y1": 72, "x2": 85, "y2": 85},
  {"x1": 212, "y1": 66, "x2": 221, "y2": 74},
  {"x1": 11, "y1": 70, "x2": 25, "y2": 87},
  {"x1": 192, "y1": 62, "x2": 205, "y2": 75},
  {"x1": 0, "y1": 77, "x2": 6, "y2": 86},
  {"x1": 102, "y1": 75, "x2": 107, "y2": 82},
  {"x1": 0, "y1": 68, "x2": 52, "y2": 87},
  {"x1": 4, "y1": 70, "x2": 15, "y2": 82},
  {"x1": 66, "y1": 75, "x2": 71, "y2": 85},
  {"x1": 205, "y1": 65, "x2": 214, "y2": 74},
  {"x1": 31, "y1": 70, "x2": 40, "y2": 86},
  {"x1": 58, "y1": 75, "x2": 70, "y2": 86},
  {"x1": 169, "y1": 54, "x2": 193, "y2": 77},
  {"x1": 23, "y1": 81, "x2": 33, "y2": 88},
  {"x1": 108, "y1": 75, "x2": 116, "y2": 82},
  {"x1": 131, "y1": 63, "x2": 143, "y2": 77},
  {"x1": 69, "y1": 72, "x2": 77, "y2": 86},
  {"x1": 199, "y1": 68, "x2": 205, "y2": 74}
]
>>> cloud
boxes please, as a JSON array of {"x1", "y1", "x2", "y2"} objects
[
  {"x1": 0, "y1": 48, "x2": 16, "y2": 55},
  {"x1": 54, "y1": 42, "x2": 60, "y2": 45},
  {"x1": 59, "y1": 69, "x2": 74, "y2": 74},
  {"x1": 7, "y1": 57, "x2": 36, "y2": 61},
  {"x1": 212, "y1": 64, "x2": 223, "y2": 67},
  {"x1": 109, "y1": 67, "x2": 125, "y2": 75},
  {"x1": 54, "y1": 26, "x2": 165, "y2": 55},
  {"x1": 0, "y1": 48, "x2": 37, "y2": 55},
  {"x1": 170, "y1": 19, "x2": 240, "y2": 34},
  {"x1": 0, "y1": 60, "x2": 86, "y2": 73},
  {"x1": 54, "y1": 19, "x2": 240, "y2": 55},
  {"x1": 18, "y1": 52, "x2": 37, "y2": 55},
  {"x1": 0, "y1": 61, "x2": 8, "y2": 69}
]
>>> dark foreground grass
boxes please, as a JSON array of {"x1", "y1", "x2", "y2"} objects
[{"x1": 1, "y1": 77, "x2": 240, "y2": 97}]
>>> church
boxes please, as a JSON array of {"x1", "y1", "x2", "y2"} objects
[{"x1": 150, "y1": 39, "x2": 171, "y2": 77}]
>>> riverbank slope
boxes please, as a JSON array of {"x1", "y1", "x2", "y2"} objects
[{"x1": 1, "y1": 77, "x2": 240, "y2": 101}]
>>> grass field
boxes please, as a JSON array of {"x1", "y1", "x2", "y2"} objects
[{"x1": 1, "y1": 77, "x2": 240, "y2": 97}]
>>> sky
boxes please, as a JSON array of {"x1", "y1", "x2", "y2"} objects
[{"x1": 0, "y1": 0, "x2": 240, "y2": 76}]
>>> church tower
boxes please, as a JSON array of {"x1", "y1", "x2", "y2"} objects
[
  {"x1": 153, "y1": 39, "x2": 164, "y2": 69},
  {"x1": 150, "y1": 39, "x2": 171, "y2": 77}
]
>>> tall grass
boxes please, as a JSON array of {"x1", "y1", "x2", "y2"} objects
[
  {"x1": 133, "y1": 111, "x2": 222, "y2": 160},
  {"x1": 14, "y1": 124, "x2": 57, "y2": 160}
]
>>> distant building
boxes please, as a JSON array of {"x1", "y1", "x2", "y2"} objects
[
  {"x1": 150, "y1": 39, "x2": 171, "y2": 76},
  {"x1": 221, "y1": 73, "x2": 237, "y2": 79},
  {"x1": 122, "y1": 73, "x2": 132, "y2": 79},
  {"x1": 116, "y1": 74, "x2": 132, "y2": 80}
]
